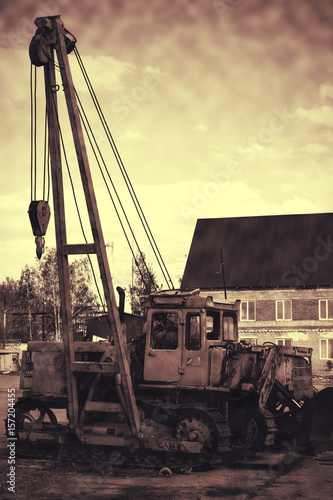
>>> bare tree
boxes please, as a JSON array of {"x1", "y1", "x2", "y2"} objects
[{"x1": 129, "y1": 252, "x2": 158, "y2": 315}]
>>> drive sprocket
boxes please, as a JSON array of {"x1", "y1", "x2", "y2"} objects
[{"x1": 176, "y1": 410, "x2": 218, "y2": 457}]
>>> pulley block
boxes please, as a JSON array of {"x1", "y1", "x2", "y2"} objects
[
  {"x1": 29, "y1": 28, "x2": 50, "y2": 67},
  {"x1": 29, "y1": 23, "x2": 77, "y2": 67},
  {"x1": 28, "y1": 201, "x2": 51, "y2": 259}
]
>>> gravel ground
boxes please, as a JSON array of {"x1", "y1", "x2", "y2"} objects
[{"x1": 0, "y1": 373, "x2": 333, "y2": 499}]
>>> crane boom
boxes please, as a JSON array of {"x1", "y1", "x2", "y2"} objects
[{"x1": 30, "y1": 15, "x2": 140, "y2": 435}]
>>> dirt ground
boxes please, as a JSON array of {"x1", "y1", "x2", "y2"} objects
[{"x1": 0, "y1": 374, "x2": 333, "y2": 500}]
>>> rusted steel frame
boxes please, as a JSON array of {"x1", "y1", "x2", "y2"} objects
[
  {"x1": 71, "y1": 361, "x2": 117, "y2": 373},
  {"x1": 44, "y1": 54, "x2": 79, "y2": 430},
  {"x1": 52, "y1": 17, "x2": 140, "y2": 435},
  {"x1": 257, "y1": 346, "x2": 284, "y2": 409},
  {"x1": 63, "y1": 243, "x2": 96, "y2": 255},
  {"x1": 27, "y1": 341, "x2": 113, "y2": 352},
  {"x1": 77, "y1": 347, "x2": 120, "y2": 427},
  {"x1": 84, "y1": 401, "x2": 123, "y2": 412}
]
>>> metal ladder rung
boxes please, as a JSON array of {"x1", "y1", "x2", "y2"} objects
[
  {"x1": 63, "y1": 243, "x2": 96, "y2": 255},
  {"x1": 84, "y1": 401, "x2": 124, "y2": 413},
  {"x1": 71, "y1": 361, "x2": 118, "y2": 373}
]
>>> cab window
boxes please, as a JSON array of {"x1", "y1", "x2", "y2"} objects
[
  {"x1": 206, "y1": 311, "x2": 220, "y2": 340},
  {"x1": 222, "y1": 313, "x2": 237, "y2": 341},
  {"x1": 186, "y1": 314, "x2": 201, "y2": 351},
  {"x1": 150, "y1": 312, "x2": 178, "y2": 350}
]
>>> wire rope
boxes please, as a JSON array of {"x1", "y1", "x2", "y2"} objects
[
  {"x1": 30, "y1": 63, "x2": 33, "y2": 201},
  {"x1": 33, "y1": 65, "x2": 37, "y2": 201},
  {"x1": 74, "y1": 47, "x2": 173, "y2": 290},
  {"x1": 75, "y1": 47, "x2": 171, "y2": 287},
  {"x1": 43, "y1": 98, "x2": 48, "y2": 200},
  {"x1": 45, "y1": 70, "x2": 106, "y2": 311},
  {"x1": 30, "y1": 63, "x2": 38, "y2": 201},
  {"x1": 74, "y1": 53, "x2": 159, "y2": 289},
  {"x1": 75, "y1": 88, "x2": 153, "y2": 294}
]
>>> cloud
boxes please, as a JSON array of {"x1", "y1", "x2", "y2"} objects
[
  {"x1": 319, "y1": 83, "x2": 333, "y2": 99},
  {"x1": 193, "y1": 124, "x2": 208, "y2": 132},
  {"x1": 300, "y1": 143, "x2": 330, "y2": 155},
  {"x1": 121, "y1": 129, "x2": 148, "y2": 142},
  {"x1": 141, "y1": 65, "x2": 169, "y2": 78},
  {"x1": 252, "y1": 145, "x2": 296, "y2": 160},
  {"x1": 295, "y1": 106, "x2": 333, "y2": 127},
  {"x1": 72, "y1": 55, "x2": 136, "y2": 92}
]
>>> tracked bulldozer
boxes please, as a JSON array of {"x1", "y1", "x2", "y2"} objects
[{"x1": 8, "y1": 16, "x2": 333, "y2": 468}]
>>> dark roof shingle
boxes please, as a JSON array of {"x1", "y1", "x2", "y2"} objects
[{"x1": 181, "y1": 213, "x2": 333, "y2": 289}]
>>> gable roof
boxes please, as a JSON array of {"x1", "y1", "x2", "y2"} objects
[{"x1": 181, "y1": 213, "x2": 333, "y2": 289}]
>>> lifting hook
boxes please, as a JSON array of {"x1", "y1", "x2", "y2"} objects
[{"x1": 28, "y1": 200, "x2": 51, "y2": 259}]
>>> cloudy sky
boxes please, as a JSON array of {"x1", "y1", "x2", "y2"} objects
[{"x1": 1, "y1": 0, "x2": 333, "y2": 294}]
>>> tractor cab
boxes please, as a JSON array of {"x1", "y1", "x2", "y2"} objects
[{"x1": 141, "y1": 289, "x2": 240, "y2": 387}]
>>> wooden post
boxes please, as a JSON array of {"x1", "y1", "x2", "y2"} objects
[{"x1": 44, "y1": 52, "x2": 79, "y2": 429}]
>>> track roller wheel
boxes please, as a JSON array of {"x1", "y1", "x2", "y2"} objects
[
  {"x1": 230, "y1": 404, "x2": 267, "y2": 454},
  {"x1": 159, "y1": 467, "x2": 172, "y2": 477},
  {"x1": 107, "y1": 448, "x2": 127, "y2": 466},
  {"x1": 7, "y1": 399, "x2": 58, "y2": 443}
]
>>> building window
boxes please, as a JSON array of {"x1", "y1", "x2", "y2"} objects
[
  {"x1": 276, "y1": 338, "x2": 292, "y2": 347},
  {"x1": 276, "y1": 300, "x2": 292, "y2": 320},
  {"x1": 320, "y1": 339, "x2": 333, "y2": 359},
  {"x1": 319, "y1": 300, "x2": 333, "y2": 320},
  {"x1": 240, "y1": 301, "x2": 256, "y2": 321}
]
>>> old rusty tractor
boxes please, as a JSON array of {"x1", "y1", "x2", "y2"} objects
[{"x1": 8, "y1": 16, "x2": 333, "y2": 469}]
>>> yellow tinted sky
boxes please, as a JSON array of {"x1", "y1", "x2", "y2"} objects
[{"x1": 0, "y1": 0, "x2": 333, "y2": 289}]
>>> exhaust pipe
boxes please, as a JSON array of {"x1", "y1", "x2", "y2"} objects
[{"x1": 116, "y1": 286, "x2": 125, "y2": 322}]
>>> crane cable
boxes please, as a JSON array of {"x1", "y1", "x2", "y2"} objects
[
  {"x1": 73, "y1": 49, "x2": 163, "y2": 290},
  {"x1": 45, "y1": 72, "x2": 106, "y2": 311},
  {"x1": 30, "y1": 63, "x2": 37, "y2": 201},
  {"x1": 30, "y1": 62, "x2": 51, "y2": 203},
  {"x1": 75, "y1": 88, "x2": 153, "y2": 294},
  {"x1": 42, "y1": 94, "x2": 50, "y2": 202},
  {"x1": 75, "y1": 47, "x2": 173, "y2": 289},
  {"x1": 73, "y1": 47, "x2": 174, "y2": 290}
]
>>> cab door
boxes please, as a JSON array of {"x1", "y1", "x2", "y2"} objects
[
  {"x1": 143, "y1": 309, "x2": 182, "y2": 383},
  {"x1": 179, "y1": 310, "x2": 208, "y2": 386}
]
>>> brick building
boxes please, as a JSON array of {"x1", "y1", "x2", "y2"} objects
[{"x1": 181, "y1": 213, "x2": 333, "y2": 375}]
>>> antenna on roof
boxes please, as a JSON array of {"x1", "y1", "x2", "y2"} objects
[{"x1": 216, "y1": 248, "x2": 227, "y2": 300}]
